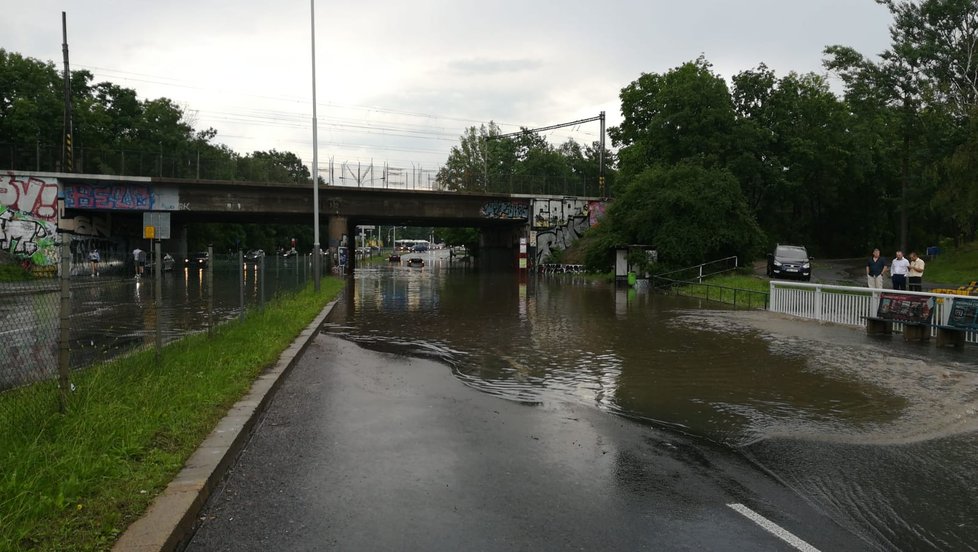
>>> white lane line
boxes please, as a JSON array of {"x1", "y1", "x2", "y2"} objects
[{"x1": 728, "y1": 503, "x2": 821, "y2": 552}]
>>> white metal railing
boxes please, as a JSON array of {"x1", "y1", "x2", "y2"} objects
[{"x1": 768, "y1": 281, "x2": 977, "y2": 344}]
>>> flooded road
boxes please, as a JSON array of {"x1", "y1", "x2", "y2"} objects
[
  {"x1": 1, "y1": 256, "x2": 316, "y2": 390},
  {"x1": 325, "y1": 252, "x2": 978, "y2": 551}
]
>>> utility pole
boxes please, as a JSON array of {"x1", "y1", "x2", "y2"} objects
[
  {"x1": 310, "y1": 0, "x2": 321, "y2": 291},
  {"x1": 61, "y1": 12, "x2": 74, "y2": 173}
]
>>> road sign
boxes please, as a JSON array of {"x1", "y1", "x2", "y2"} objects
[{"x1": 142, "y1": 211, "x2": 171, "y2": 239}]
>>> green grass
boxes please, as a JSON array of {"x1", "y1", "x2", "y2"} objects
[
  {"x1": 672, "y1": 273, "x2": 770, "y2": 308},
  {"x1": 924, "y1": 241, "x2": 978, "y2": 286},
  {"x1": 0, "y1": 263, "x2": 32, "y2": 282},
  {"x1": 0, "y1": 278, "x2": 345, "y2": 551}
]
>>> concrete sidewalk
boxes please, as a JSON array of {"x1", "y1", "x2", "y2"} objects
[{"x1": 112, "y1": 298, "x2": 340, "y2": 552}]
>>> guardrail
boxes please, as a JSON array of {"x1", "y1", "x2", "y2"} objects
[
  {"x1": 768, "y1": 281, "x2": 977, "y2": 344},
  {"x1": 655, "y1": 276, "x2": 768, "y2": 310},
  {"x1": 652, "y1": 256, "x2": 739, "y2": 287}
]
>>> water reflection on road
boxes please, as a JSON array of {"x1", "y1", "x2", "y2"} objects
[{"x1": 327, "y1": 254, "x2": 978, "y2": 551}]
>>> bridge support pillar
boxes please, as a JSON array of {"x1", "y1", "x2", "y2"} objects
[
  {"x1": 479, "y1": 225, "x2": 524, "y2": 271},
  {"x1": 328, "y1": 216, "x2": 347, "y2": 271},
  {"x1": 174, "y1": 223, "x2": 188, "y2": 259}
]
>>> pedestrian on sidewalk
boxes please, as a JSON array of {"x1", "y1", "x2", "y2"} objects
[
  {"x1": 866, "y1": 248, "x2": 888, "y2": 289},
  {"x1": 890, "y1": 250, "x2": 909, "y2": 290},
  {"x1": 908, "y1": 251, "x2": 925, "y2": 291}
]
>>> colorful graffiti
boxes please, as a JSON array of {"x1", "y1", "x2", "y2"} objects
[
  {"x1": 0, "y1": 172, "x2": 59, "y2": 221},
  {"x1": 481, "y1": 201, "x2": 528, "y2": 220},
  {"x1": 588, "y1": 200, "x2": 607, "y2": 227},
  {"x1": 0, "y1": 205, "x2": 58, "y2": 266},
  {"x1": 63, "y1": 184, "x2": 154, "y2": 210}
]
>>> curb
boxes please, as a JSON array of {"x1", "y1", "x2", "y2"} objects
[{"x1": 112, "y1": 297, "x2": 341, "y2": 551}]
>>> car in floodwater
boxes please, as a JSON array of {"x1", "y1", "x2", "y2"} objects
[
  {"x1": 766, "y1": 244, "x2": 812, "y2": 281},
  {"x1": 244, "y1": 249, "x2": 264, "y2": 262},
  {"x1": 407, "y1": 257, "x2": 424, "y2": 267},
  {"x1": 388, "y1": 253, "x2": 401, "y2": 263},
  {"x1": 184, "y1": 251, "x2": 209, "y2": 269}
]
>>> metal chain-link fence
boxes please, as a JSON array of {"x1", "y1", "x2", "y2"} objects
[{"x1": 0, "y1": 245, "x2": 327, "y2": 399}]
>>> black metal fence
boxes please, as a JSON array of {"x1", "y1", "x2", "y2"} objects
[{"x1": 0, "y1": 142, "x2": 607, "y2": 198}]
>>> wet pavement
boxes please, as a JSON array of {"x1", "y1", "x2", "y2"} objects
[
  {"x1": 186, "y1": 251, "x2": 978, "y2": 551},
  {"x1": 187, "y1": 334, "x2": 866, "y2": 551}
]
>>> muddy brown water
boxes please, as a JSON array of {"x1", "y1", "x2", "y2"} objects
[{"x1": 325, "y1": 254, "x2": 978, "y2": 551}]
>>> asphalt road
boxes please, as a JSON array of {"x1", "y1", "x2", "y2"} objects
[{"x1": 186, "y1": 334, "x2": 872, "y2": 551}]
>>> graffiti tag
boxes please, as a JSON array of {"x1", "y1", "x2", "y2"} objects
[
  {"x1": 64, "y1": 184, "x2": 154, "y2": 210},
  {"x1": 0, "y1": 173, "x2": 59, "y2": 221},
  {"x1": 0, "y1": 206, "x2": 58, "y2": 265},
  {"x1": 480, "y1": 201, "x2": 528, "y2": 220}
]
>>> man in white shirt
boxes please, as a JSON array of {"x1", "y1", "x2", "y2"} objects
[{"x1": 890, "y1": 250, "x2": 910, "y2": 290}]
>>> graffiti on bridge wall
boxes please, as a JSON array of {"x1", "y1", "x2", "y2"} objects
[
  {"x1": 481, "y1": 201, "x2": 528, "y2": 220},
  {"x1": 62, "y1": 183, "x2": 179, "y2": 211},
  {"x1": 0, "y1": 172, "x2": 59, "y2": 221},
  {"x1": 0, "y1": 206, "x2": 58, "y2": 266},
  {"x1": 533, "y1": 214, "x2": 590, "y2": 266},
  {"x1": 530, "y1": 199, "x2": 608, "y2": 266},
  {"x1": 58, "y1": 213, "x2": 111, "y2": 238},
  {"x1": 532, "y1": 199, "x2": 589, "y2": 229}
]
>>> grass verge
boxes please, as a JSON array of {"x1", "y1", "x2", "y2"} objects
[
  {"x1": 925, "y1": 241, "x2": 978, "y2": 286},
  {"x1": 671, "y1": 273, "x2": 770, "y2": 308},
  {"x1": 0, "y1": 278, "x2": 345, "y2": 551}
]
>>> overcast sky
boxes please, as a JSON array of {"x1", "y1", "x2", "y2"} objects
[{"x1": 5, "y1": 0, "x2": 895, "y2": 175}]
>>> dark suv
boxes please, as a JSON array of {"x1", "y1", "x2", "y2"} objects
[{"x1": 766, "y1": 245, "x2": 812, "y2": 281}]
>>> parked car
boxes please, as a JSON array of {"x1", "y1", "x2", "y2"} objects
[
  {"x1": 767, "y1": 244, "x2": 812, "y2": 281},
  {"x1": 185, "y1": 251, "x2": 209, "y2": 269},
  {"x1": 407, "y1": 257, "x2": 425, "y2": 267}
]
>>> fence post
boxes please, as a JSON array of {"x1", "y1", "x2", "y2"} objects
[
  {"x1": 238, "y1": 249, "x2": 245, "y2": 321},
  {"x1": 207, "y1": 245, "x2": 214, "y2": 335},
  {"x1": 814, "y1": 285, "x2": 823, "y2": 322},
  {"x1": 57, "y1": 236, "x2": 72, "y2": 412},
  {"x1": 260, "y1": 253, "x2": 265, "y2": 310},
  {"x1": 154, "y1": 241, "x2": 163, "y2": 362}
]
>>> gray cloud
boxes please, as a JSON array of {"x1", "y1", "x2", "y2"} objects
[{"x1": 446, "y1": 57, "x2": 545, "y2": 76}]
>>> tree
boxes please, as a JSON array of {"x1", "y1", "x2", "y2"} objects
[
  {"x1": 609, "y1": 57, "x2": 736, "y2": 179},
  {"x1": 824, "y1": 0, "x2": 978, "y2": 250},
  {"x1": 591, "y1": 163, "x2": 764, "y2": 268}
]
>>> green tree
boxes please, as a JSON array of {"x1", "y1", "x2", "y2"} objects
[
  {"x1": 590, "y1": 164, "x2": 764, "y2": 268},
  {"x1": 609, "y1": 57, "x2": 736, "y2": 180}
]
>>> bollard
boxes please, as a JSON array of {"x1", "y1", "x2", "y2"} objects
[
  {"x1": 260, "y1": 252, "x2": 265, "y2": 310},
  {"x1": 57, "y1": 236, "x2": 72, "y2": 412}
]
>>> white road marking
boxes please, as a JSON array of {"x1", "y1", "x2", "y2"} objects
[{"x1": 728, "y1": 503, "x2": 821, "y2": 552}]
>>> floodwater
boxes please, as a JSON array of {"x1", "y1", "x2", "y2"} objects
[
  {"x1": 0, "y1": 256, "x2": 317, "y2": 390},
  {"x1": 326, "y1": 251, "x2": 978, "y2": 551}
]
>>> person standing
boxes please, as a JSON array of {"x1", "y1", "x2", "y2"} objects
[
  {"x1": 866, "y1": 248, "x2": 888, "y2": 289},
  {"x1": 908, "y1": 251, "x2": 925, "y2": 291},
  {"x1": 88, "y1": 248, "x2": 101, "y2": 277},
  {"x1": 132, "y1": 247, "x2": 145, "y2": 279},
  {"x1": 890, "y1": 250, "x2": 910, "y2": 291}
]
